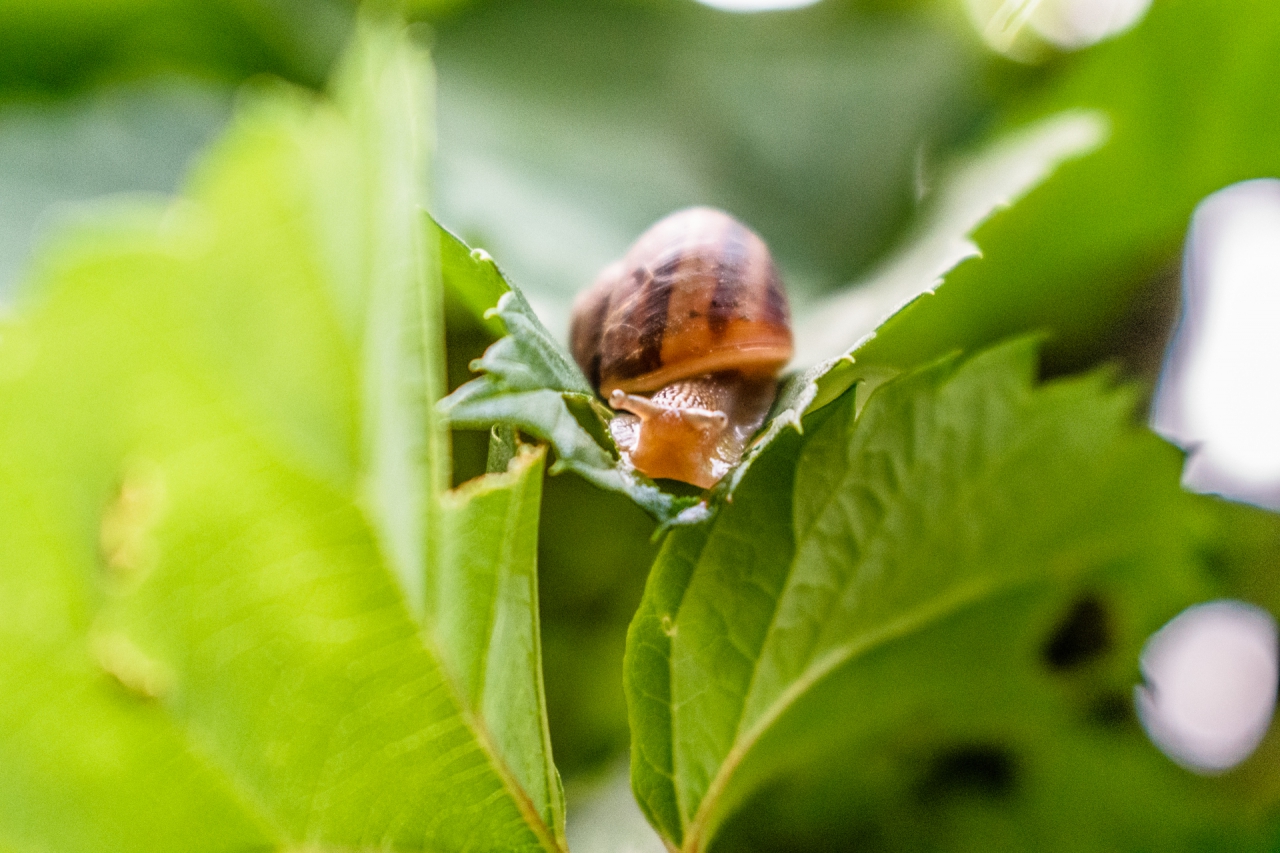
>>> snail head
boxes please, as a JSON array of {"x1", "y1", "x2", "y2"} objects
[{"x1": 609, "y1": 389, "x2": 729, "y2": 488}]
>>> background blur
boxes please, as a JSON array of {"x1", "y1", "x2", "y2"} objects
[{"x1": 2, "y1": 0, "x2": 1278, "y2": 840}]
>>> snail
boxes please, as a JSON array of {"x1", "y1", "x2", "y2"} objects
[{"x1": 569, "y1": 207, "x2": 793, "y2": 489}]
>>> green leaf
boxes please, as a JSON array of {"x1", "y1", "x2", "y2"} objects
[
  {"x1": 626, "y1": 337, "x2": 1273, "y2": 853},
  {"x1": 437, "y1": 224, "x2": 700, "y2": 525},
  {"x1": 436, "y1": 215, "x2": 511, "y2": 339},
  {"x1": 433, "y1": 444, "x2": 566, "y2": 843},
  {"x1": 0, "y1": 14, "x2": 563, "y2": 853},
  {"x1": 1169, "y1": 497, "x2": 1280, "y2": 806}
]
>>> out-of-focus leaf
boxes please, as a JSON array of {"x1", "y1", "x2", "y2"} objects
[
  {"x1": 0, "y1": 15, "x2": 564, "y2": 853},
  {"x1": 431, "y1": 0, "x2": 992, "y2": 335},
  {"x1": 849, "y1": 0, "x2": 1280, "y2": 381},
  {"x1": 408, "y1": 0, "x2": 473, "y2": 18},
  {"x1": 626, "y1": 338, "x2": 1276, "y2": 853},
  {"x1": 1165, "y1": 496, "x2": 1280, "y2": 805},
  {"x1": 0, "y1": 0, "x2": 352, "y2": 94},
  {"x1": 438, "y1": 224, "x2": 700, "y2": 524},
  {"x1": 221, "y1": 0, "x2": 354, "y2": 83}
]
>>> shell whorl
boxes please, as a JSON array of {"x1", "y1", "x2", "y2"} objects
[{"x1": 570, "y1": 207, "x2": 793, "y2": 396}]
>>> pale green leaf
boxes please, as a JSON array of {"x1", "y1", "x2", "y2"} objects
[
  {"x1": 434, "y1": 445, "x2": 566, "y2": 844},
  {"x1": 340, "y1": 17, "x2": 444, "y2": 618},
  {"x1": 0, "y1": 14, "x2": 563, "y2": 853}
]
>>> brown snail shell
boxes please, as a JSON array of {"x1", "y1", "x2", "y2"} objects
[{"x1": 569, "y1": 207, "x2": 793, "y2": 488}]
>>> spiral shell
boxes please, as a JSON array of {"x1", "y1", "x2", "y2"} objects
[
  {"x1": 569, "y1": 208, "x2": 794, "y2": 489},
  {"x1": 570, "y1": 207, "x2": 793, "y2": 398}
]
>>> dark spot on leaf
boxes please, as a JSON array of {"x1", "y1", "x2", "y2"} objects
[
  {"x1": 1090, "y1": 691, "x2": 1135, "y2": 728},
  {"x1": 1043, "y1": 594, "x2": 1112, "y2": 671},
  {"x1": 920, "y1": 744, "x2": 1017, "y2": 800}
]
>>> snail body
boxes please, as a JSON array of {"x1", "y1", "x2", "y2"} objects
[{"x1": 569, "y1": 207, "x2": 793, "y2": 488}]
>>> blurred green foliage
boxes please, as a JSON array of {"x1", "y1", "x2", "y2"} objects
[{"x1": 0, "y1": 0, "x2": 350, "y2": 94}]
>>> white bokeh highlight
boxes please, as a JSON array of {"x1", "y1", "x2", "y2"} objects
[
  {"x1": 692, "y1": 0, "x2": 823, "y2": 11},
  {"x1": 1153, "y1": 179, "x2": 1280, "y2": 510},
  {"x1": 1136, "y1": 601, "x2": 1278, "y2": 774},
  {"x1": 1026, "y1": 0, "x2": 1152, "y2": 48},
  {"x1": 967, "y1": 0, "x2": 1152, "y2": 55}
]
